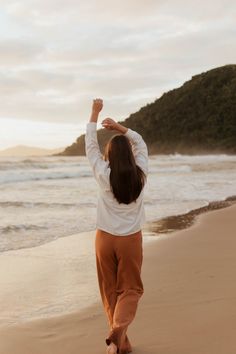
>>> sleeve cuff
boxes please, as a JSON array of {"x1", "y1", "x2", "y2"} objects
[
  {"x1": 124, "y1": 128, "x2": 135, "y2": 139},
  {"x1": 86, "y1": 122, "x2": 97, "y2": 131}
]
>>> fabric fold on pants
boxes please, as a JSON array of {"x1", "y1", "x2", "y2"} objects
[{"x1": 95, "y1": 229, "x2": 144, "y2": 354}]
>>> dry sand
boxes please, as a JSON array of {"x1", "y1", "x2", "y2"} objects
[{"x1": 0, "y1": 205, "x2": 236, "y2": 354}]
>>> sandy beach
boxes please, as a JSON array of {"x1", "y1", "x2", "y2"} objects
[{"x1": 0, "y1": 204, "x2": 236, "y2": 354}]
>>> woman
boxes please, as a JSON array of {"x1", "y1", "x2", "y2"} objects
[{"x1": 85, "y1": 98, "x2": 148, "y2": 354}]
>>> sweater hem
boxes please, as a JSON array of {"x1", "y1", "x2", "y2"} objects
[{"x1": 96, "y1": 226, "x2": 142, "y2": 237}]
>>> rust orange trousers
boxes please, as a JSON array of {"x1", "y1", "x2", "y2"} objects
[{"x1": 95, "y1": 229, "x2": 144, "y2": 354}]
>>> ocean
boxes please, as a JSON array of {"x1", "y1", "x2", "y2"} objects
[{"x1": 1, "y1": 154, "x2": 236, "y2": 253}]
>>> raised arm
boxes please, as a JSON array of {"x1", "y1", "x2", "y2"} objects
[
  {"x1": 101, "y1": 118, "x2": 148, "y2": 176},
  {"x1": 85, "y1": 99, "x2": 109, "y2": 186}
]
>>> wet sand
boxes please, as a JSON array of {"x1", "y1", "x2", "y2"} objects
[
  {"x1": 147, "y1": 195, "x2": 236, "y2": 234},
  {"x1": 0, "y1": 204, "x2": 236, "y2": 354}
]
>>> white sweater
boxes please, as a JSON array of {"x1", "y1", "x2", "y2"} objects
[{"x1": 85, "y1": 122, "x2": 148, "y2": 236}]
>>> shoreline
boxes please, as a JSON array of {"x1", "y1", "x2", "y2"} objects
[
  {"x1": 0, "y1": 204, "x2": 235, "y2": 353},
  {"x1": 0, "y1": 229, "x2": 99, "y2": 327},
  {"x1": 147, "y1": 195, "x2": 236, "y2": 235},
  {"x1": 0, "y1": 195, "x2": 236, "y2": 328},
  {"x1": 1, "y1": 195, "x2": 236, "y2": 255}
]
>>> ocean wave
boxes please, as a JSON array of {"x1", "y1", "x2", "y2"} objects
[
  {"x1": 0, "y1": 201, "x2": 96, "y2": 208},
  {"x1": 149, "y1": 165, "x2": 192, "y2": 173},
  {"x1": 0, "y1": 161, "x2": 85, "y2": 171},
  {"x1": 192, "y1": 161, "x2": 236, "y2": 172},
  {"x1": 0, "y1": 171, "x2": 92, "y2": 184},
  {"x1": 0, "y1": 224, "x2": 47, "y2": 234},
  {"x1": 166, "y1": 153, "x2": 236, "y2": 160}
]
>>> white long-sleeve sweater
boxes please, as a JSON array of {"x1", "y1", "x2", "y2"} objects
[{"x1": 85, "y1": 122, "x2": 148, "y2": 236}]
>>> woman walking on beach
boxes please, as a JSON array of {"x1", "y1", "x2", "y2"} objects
[{"x1": 85, "y1": 98, "x2": 148, "y2": 354}]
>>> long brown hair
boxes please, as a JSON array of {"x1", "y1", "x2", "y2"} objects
[{"x1": 104, "y1": 134, "x2": 146, "y2": 204}]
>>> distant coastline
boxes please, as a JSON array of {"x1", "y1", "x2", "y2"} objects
[{"x1": 0, "y1": 145, "x2": 65, "y2": 157}]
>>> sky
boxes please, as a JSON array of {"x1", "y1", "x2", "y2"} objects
[{"x1": 0, "y1": 0, "x2": 235, "y2": 150}]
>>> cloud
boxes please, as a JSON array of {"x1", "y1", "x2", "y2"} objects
[
  {"x1": 0, "y1": 0, "x2": 235, "y2": 143},
  {"x1": 0, "y1": 39, "x2": 43, "y2": 66}
]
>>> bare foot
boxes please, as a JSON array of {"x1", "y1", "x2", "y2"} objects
[{"x1": 106, "y1": 342, "x2": 117, "y2": 354}]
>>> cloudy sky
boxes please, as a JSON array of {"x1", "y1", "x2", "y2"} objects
[{"x1": 0, "y1": 0, "x2": 235, "y2": 150}]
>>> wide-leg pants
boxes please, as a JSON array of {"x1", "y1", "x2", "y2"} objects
[{"x1": 95, "y1": 229, "x2": 144, "y2": 354}]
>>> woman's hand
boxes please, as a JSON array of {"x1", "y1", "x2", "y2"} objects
[
  {"x1": 101, "y1": 118, "x2": 118, "y2": 130},
  {"x1": 92, "y1": 98, "x2": 103, "y2": 114},
  {"x1": 89, "y1": 98, "x2": 103, "y2": 123},
  {"x1": 102, "y1": 118, "x2": 128, "y2": 134}
]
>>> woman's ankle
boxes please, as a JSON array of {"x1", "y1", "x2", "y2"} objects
[{"x1": 107, "y1": 341, "x2": 118, "y2": 354}]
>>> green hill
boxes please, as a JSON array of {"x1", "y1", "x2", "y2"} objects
[{"x1": 59, "y1": 64, "x2": 236, "y2": 156}]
